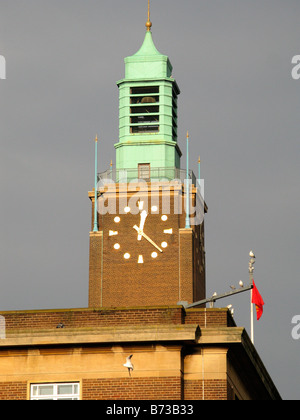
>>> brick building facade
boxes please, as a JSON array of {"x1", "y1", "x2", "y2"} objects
[
  {"x1": 0, "y1": 5, "x2": 281, "y2": 400},
  {"x1": 0, "y1": 306, "x2": 281, "y2": 400}
]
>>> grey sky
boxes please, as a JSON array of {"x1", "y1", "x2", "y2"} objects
[{"x1": 0, "y1": 0, "x2": 299, "y2": 399}]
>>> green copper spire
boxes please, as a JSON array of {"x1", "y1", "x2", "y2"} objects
[
  {"x1": 146, "y1": 0, "x2": 152, "y2": 32},
  {"x1": 114, "y1": 6, "x2": 181, "y2": 177},
  {"x1": 124, "y1": 31, "x2": 172, "y2": 80}
]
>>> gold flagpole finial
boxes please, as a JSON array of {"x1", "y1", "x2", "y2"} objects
[
  {"x1": 146, "y1": 0, "x2": 152, "y2": 31},
  {"x1": 187, "y1": 130, "x2": 189, "y2": 138},
  {"x1": 95, "y1": 134, "x2": 98, "y2": 142}
]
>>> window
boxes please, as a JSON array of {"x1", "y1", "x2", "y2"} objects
[
  {"x1": 30, "y1": 383, "x2": 80, "y2": 400},
  {"x1": 130, "y1": 105, "x2": 159, "y2": 114},
  {"x1": 130, "y1": 95, "x2": 159, "y2": 105},
  {"x1": 172, "y1": 86, "x2": 178, "y2": 141},
  {"x1": 138, "y1": 163, "x2": 151, "y2": 180},
  {"x1": 131, "y1": 86, "x2": 159, "y2": 95},
  {"x1": 130, "y1": 86, "x2": 159, "y2": 134},
  {"x1": 131, "y1": 124, "x2": 159, "y2": 134}
]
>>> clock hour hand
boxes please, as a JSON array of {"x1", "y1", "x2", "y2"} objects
[
  {"x1": 137, "y1": 210, "x2": 148, "y2": 241},
  {"x1": 133, "y1": 225, "x2": 163, "y2": 253}
]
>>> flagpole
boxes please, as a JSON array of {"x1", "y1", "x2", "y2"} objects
[
  {"x1": 185, "y1": 131, "x2": 190, "y2": 229},
  {"x1": 250, "y1": 283, "x2": 254, "y2": 344},
  {"x1": 249, "y1": 250, "x2": 256, "y2": 344},
  {"x1": 93, "y1": 135, "x2": 99, "y2": 232}
]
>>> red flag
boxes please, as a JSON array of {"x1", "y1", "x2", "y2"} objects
[{"x1": 252, "y1": 280, "x2": 265, "y2": 320}]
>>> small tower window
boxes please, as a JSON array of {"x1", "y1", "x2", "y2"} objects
[
  {"x1": 130, "y1": 86, "x2": 159, "y2": 134},
  {"x1": 138, "y1": 163, "x2": 151, "y2": 180}
]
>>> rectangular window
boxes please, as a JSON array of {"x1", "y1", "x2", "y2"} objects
[
  {"x1": 131, "y1": 115, "x2": 159, "y2": 124},
  {"x1": 30, "y1": 383, "x2": 80, "y2": 400},
  {"x1": 131, "y1": 86, "x2": 159, "y2": 95},
  {"x1": 138, "y1": 163, "x2": 151, "y2": 180},
  {"x1": 130, "y1": 86, "x2": 160, "y2": 134},
  {"x1": 130, "y1": 105, "x2": 159, "y2": 114},
  {"x1": 130, "y1": 95, "x2": 159, "y2": 105},
  {"x1": 131, "y1": 125, "x2": 159, "y2": 134},
  {"x1": 172, "y1": 86, "x2": 178, "y2": 141}
]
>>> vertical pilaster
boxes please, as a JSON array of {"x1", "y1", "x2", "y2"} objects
[
  {"x1": 179, "y1": 228, "x2": 194, "y2": 303},
  {"x1": 88, "y1": 231, "x2": 103, "y2": 307}
]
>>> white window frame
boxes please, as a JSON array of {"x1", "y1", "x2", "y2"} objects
[{"x1": 30, "y1": 382, "x2": 80, "y2": 400}]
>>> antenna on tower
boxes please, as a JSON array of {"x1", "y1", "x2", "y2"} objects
[
  {"x1": 93, "y1": 135, "x2": 99, "y2": 232},
  {"x1": 146, "y1": 0, "x2": 152, "y2": 31},
  {"x1": 185, "y1": 131, "x2": 191, "y2": 229}
]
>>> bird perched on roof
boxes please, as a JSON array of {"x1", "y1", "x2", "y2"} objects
[
  {"x1": 230, "y1": 285, "x2": 236, "y2": 290},
  {"x1": 123, "y1": 355, "x2": 134, "y2": 377}
]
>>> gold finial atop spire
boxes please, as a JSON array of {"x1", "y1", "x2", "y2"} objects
[
  {"x1": 198, "y1": 156, "x2": 201, "y2": 163},
  {"x1": 95, "y1": 134, "x2": 98, "y2": 142},
  {"x1": 146, "y1": 0, "x2": 152, "y2": 31}
]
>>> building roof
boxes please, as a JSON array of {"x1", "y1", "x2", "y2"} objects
[
  {"x1": 124, "y1": 31, "x2": 173, "y2": 79},
  {"x1": 0, "y1": 305, "x2": 281, "y2": 400}
]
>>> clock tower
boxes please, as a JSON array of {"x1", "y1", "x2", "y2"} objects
[{"x1": 88, "y1": 7, "x2": 207, "y2": 308}]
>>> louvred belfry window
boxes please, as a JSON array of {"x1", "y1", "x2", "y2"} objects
[{"x1": 130, "y1": 86, "x2": 159, "y2": 133}]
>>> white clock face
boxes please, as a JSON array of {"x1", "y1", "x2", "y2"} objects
[{"x1": 108, "y1": 201, "x2": 173, "y2": 264}]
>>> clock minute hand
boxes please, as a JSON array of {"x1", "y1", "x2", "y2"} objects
[
  {"x1": 133, "y1": 225, "x2": 163, "y2": 253},
  {"x1": 137, "y1": 210, "x2": 148, "y2": 241}
]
